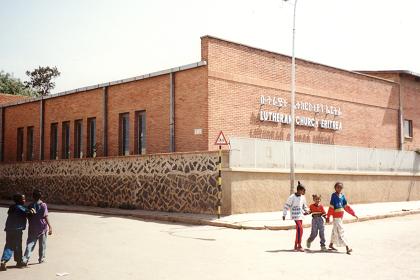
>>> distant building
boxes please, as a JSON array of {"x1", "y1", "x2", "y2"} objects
[{"x1": 0, "y1": 36, "x2": 419, "y2": 163}]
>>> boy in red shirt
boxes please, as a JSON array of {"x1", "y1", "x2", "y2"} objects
[{"x1": 306, "y1": 194, "x2": 327, "y2": 251}]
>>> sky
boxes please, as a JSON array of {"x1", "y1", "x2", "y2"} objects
[{"x1": 1, "y1": 0, "x2": 419, "y2": 93}]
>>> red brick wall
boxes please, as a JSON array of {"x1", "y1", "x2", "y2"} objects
[
  {"x1": 0, "y1": 93, "x2": 29, "y2": 104},
  {"x1": 202, "y1": 36, "x2": 401, "y2": 150},
  {"x1": 360, "y1": 72, "x2": 400, "y2": 83},
  {"x1": 1, "y1": 37, "x2": 418, "y2": 164},
  {"x1": 358, "y1": 72, "x2": 420, "y2": 151},
  {"x1": 43, "y1": 88, "x2": 104, "y2": 159},
  {"x1": 106, "y1": 68, "x2": 208, "y2": 156},
  {"x1": 0, "y1": 66, "x2": 208, "y2": 163},
  {"x1": 174, "y1": 67, "x2": 208, "y2": 152},
  {"x1": 401, "y1": 75, "x2": 420, "y2": 151},
  {"x1": 107, "y1": 75, "x2": 170, "y2": 156},
  {"x1": 3, "y1": 102, "x2": 41, "y2": 162}
]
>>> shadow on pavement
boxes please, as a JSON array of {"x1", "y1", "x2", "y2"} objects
[
  {"x1": 304, "y1": 249, "x2": 345, "y2": 254},
  {"x1": 265, "y1": 249, "x2": 297, "y2": 253},
  {"x1": 265, "y1": 249, "x2": 345, "y2": 254},
  {"x1": 166, "y1": 232, "x2": 216, "y2": 241},
  {"x1": 161, "y1": 227, "x2": 225, "y2": 241}
]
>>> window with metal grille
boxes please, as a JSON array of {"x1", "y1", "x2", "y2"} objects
[
  {"x1": 119, "y1": 113, "x2": 130, "y2": 156},
  {"x1": 50, "y1": 123, "x2": 58, "y2": 160},
  {"x1": 17, "y1": 127, "x2": 24, "y2": 161},
  {"x1": 62, "y1": 121, "x2": 70, "y2": 159},
  {"x1": 87, "y1": 118, "x2": 96, "y2": 157},
  {"x1": 26, "y1": 126, "x2": 34, "y2": 161},
  {"x1": 135, "y1": 111, "x2": 146, "y2": 155},
  {"x1": 74, "y1": 119, "x2": 83, "y2": 158}
]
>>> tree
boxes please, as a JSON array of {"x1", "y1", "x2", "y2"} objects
[
  {"x1": 25, "y1": 66, "x2": 61, "y2": 96},
  {"x1": 0, "y1": 71, "x2": 37, "y2": 96}
]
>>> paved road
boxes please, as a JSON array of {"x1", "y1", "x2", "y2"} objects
[{"x1": 0, "y1": 207, "x2": 419, "y2": 280}]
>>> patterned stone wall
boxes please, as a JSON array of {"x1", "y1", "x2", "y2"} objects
[{"x1": 0, "y1": 152, "x2": 219, "y2": 214}]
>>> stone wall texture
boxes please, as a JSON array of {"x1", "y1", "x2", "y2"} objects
[{"x1": 0, "y1": 152, "x2": 219, "y2": 214}]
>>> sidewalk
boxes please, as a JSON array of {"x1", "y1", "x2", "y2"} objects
[
  {"x1": 218, "y1": 200, "x2": 420, "y2": 230},
  {"x1": 1, "y1": 200, "x2": 419, "y2": 230}
]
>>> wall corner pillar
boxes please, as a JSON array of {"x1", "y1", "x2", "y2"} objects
[
  {"x1": 169, "y1": 73, "x2": 175, "y2": 152},
  {"x1": 0, "y1": 107, "x2": 4, "y2": 162},
  {"x1": 39, "y1": 98, "x2": 45, "y2": 160},
  {"x1": 103, "y1": 86, "x2": 109, "y2": 156}
]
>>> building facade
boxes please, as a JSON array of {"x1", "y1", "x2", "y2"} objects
[{"x1": 0, "y1": 36, "x2": 419, "y2": 164}]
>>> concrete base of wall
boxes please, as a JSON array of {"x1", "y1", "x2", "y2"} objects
[{"x1": 222, "y1": 169, "x2": 420, "y2": 214}]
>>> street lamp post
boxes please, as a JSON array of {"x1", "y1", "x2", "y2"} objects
[{"x1": 284, "y1": 0, "x2": 298, "y2": 194}]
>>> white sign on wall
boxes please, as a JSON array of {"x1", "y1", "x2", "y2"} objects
[{"x1": 259, "y1": 95, "x2": 343, "y2": 131}]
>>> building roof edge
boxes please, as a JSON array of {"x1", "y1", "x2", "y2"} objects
[
  {"x1": 0, "y1": 61, "x2": 207, "y2": 108},
  {"x1": 201, "y1": 35, "x2": 399, "y2": 85},
  {"x1": 356, "y1": 70, "x2": 420, "y2": 79}
]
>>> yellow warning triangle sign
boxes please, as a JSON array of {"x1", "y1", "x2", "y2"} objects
[{"x1": 214, "y1": 131, "x2": 228, "y2": 145}]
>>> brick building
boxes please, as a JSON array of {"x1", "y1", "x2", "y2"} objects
[
  {"x1": 0, "y1": 36, "x2": 419, "y2": 163},
  {"x1": 0, "y1": 93, "x2": 29, "y2": 104}
]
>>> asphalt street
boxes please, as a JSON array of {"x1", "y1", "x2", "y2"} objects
[{"x1": 0, "y1": 207, "x2": 419, "y2": 280}]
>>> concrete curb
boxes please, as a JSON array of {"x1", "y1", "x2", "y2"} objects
[
  {"x1": 1, "y1": 201, "x2": 419, "y2": 231},
  {"x1": 0, "y1": 201, "x2": 243, "y2": 230},
  {"x1": 263, "y1": 209, "x2": 420, "y2": 230}
]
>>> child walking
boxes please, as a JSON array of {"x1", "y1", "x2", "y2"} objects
[
  {"x1": 306, "y1": 194, "x2": 327, "y2": 251},
  {"x1": 282, "y1": 181, "x2": 308, "y2": 252},
  {"x1": 326, "y1": 182, "x2": 358, "y2": 255},
  {"x1": 1, "y1": 194, "x2": 35, "y2": 271},
  {"x1": 22, "y1": 190, "x2": 53, "y2": 266}
]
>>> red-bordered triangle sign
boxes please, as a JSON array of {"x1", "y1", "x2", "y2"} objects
[{"x1": 214, "y1": 131, "x2": 228, "y2": 145}]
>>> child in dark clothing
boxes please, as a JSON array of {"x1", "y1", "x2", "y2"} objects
[
  {"x1": 22, "y1": 190, "x2": 53, "y2": 265},
  {"x1": 1, "y1": 194, "x2": 35, "y2": 271}
]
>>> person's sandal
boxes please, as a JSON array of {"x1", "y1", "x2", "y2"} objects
[
  {"x1": 0, "y1": 262, "x2": 7, "y2": 271},
  {"x1": 329, "y1": 244, "x2": 337, "y2": 251},
  {"x1": 296, "y1": 247, "x2": 305, "y2": 252},
  {"x1": 16, "y1": 262, "x2": 28, "y2": 268}
]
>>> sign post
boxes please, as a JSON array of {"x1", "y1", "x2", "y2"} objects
[{"x1": 214, "y1": 131, "x2": 228, "y2": 219}]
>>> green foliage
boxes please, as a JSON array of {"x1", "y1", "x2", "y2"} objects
[
  {"x1": 25, "y1": 66, "x2": 61, "y2": 96},
  {"x1": 0, "y1": 71, "x2": 37, "y2": 96}
]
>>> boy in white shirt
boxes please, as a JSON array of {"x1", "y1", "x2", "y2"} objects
[{"x1": 282, "y1": 181, "x2": 309, "y2": 252}]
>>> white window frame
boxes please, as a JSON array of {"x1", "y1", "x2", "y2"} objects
[{"x1": 404, "y1": 119, "x2": 413, "y2": 139}]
